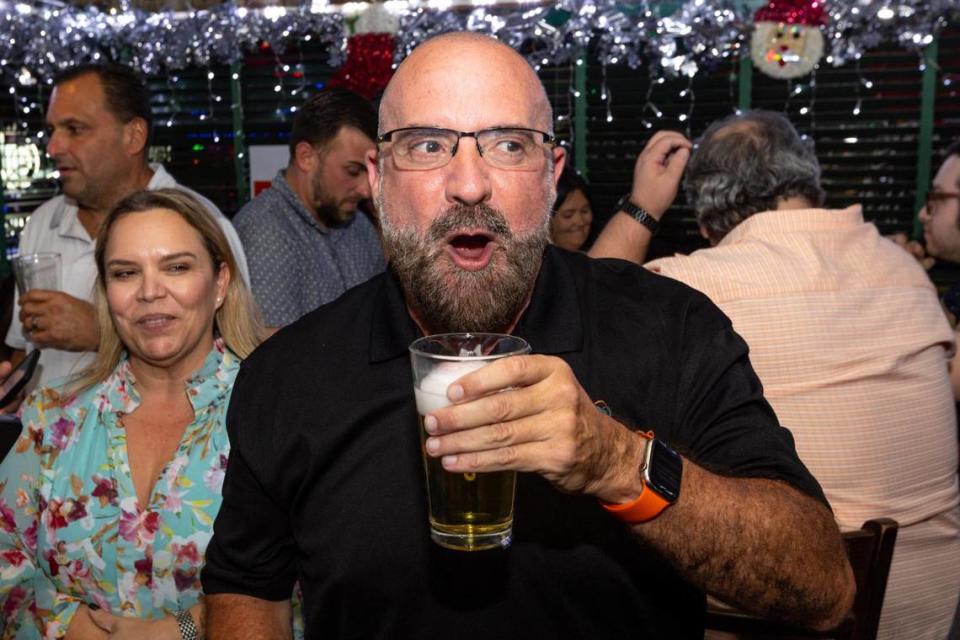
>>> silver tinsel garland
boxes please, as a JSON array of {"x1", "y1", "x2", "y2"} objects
[
  {"x1": 0, "y1": 2, "x2": 344, "y2": 84},
  {"x1": 0, "y1": 0, "x2": 956, "y2": 86}
]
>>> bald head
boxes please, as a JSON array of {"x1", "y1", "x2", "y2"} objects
[{"x1": 379, "y1": 32, "x2": 553, "y2": 135}]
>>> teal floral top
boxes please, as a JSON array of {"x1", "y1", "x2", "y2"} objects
[{"x1": 0, "y1": 340, "x2": 237, "y2": 639}]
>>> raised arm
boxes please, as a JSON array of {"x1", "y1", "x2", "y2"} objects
[{"x1": 588, "y1": 131, "x2": 691, "y2": 265}]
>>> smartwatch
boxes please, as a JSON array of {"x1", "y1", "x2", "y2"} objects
[
  {"x1": 616, "y1": 194, "x2": 661, "y2": 236},
  {"x1": 601, "y1": 438, "x2": 682, "y2": 523}
]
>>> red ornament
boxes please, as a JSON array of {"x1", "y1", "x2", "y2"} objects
[
  {"x1": 329, "y1": 33, "x2": 396, "y2": 100},
  {"x1": 754, "y1": 0, "x2": 828, "y2": 27}
]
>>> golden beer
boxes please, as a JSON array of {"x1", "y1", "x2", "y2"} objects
[
  {"x1": 418, "y1": 413, "x2": 516, "y2": 551},
  {"x1": 410, "y1": 333, "x2": 530, "y2": 552}
]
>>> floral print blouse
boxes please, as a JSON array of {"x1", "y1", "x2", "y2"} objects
[{"x1": 0, "y1": 340, "x2": 238, "y2": 639}]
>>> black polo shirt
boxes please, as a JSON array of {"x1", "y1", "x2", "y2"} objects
[{"x1": 202, "y1": 247, "x2": 824, "y2": 639}]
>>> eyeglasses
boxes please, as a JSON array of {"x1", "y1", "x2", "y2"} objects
[
  {"x1": 925, "y1": 190, "x2": 960, "y2": 215},
  {"x1": 376, "y1": 127, "x2": 557, "y2": 171}
]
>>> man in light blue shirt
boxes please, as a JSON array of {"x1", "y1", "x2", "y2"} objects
[{"x1": 234, "y1": 88, "x2": 385, "y2": 329}]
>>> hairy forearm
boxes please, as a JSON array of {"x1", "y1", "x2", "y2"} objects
[
  {"x1": 189, "y1": 602, "x2": 205, "y2": 639},
  {"x1": 636, "y1": 461, "x2": 854, "y2": 630},
  {"x1": 588, "y1": 212, "x2": 652, "y2": 265},
  {"x1": 205, "y1": 594, "x2": 292, "y2": 640}
]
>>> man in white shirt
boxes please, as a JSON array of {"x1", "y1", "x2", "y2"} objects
[{"x1": 4, "y1": 62, "x2": 248, "y2": 387}]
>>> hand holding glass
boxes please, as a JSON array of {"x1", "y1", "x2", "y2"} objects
[
  {"x1": 410, "y1": 333, "x2": 530, "y2": 551},
  {"x1": 13, "y1": 253, "x2": 61, "y2": 295}
]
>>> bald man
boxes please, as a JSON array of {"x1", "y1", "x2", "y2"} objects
[{"x1": 202, "y1": 33, "x2": 853, "y2": 639}]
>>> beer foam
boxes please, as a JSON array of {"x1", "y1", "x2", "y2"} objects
[{"x1": 415, "y1": 360, "x2": 487, "y2": 414}]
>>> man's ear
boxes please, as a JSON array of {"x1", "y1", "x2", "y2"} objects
[
  {"x1": 551, "y1": 146, "x2": 566, "y2": 188},
  {"x1": 698, "y1": 224, "x2": 719, "y2": 246},
  {"x1": 293, "y1": 141, "x2": 319, "y2": 173},
  {"x1": 124, "y1": 118, "x2": 148, "y2": 156},
  {"x1": 365, "y1": 147, "x2": 382, "y2": 202}
]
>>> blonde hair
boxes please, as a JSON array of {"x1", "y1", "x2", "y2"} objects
[{"x1": 69, "y1": 188, "x2": 266, "y2": 395}]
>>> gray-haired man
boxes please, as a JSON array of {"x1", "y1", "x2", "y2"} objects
[{"x1": 592, "y1": 110, "x2": 960, "y2": 639}]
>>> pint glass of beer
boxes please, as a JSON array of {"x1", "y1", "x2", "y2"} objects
[{"x1": 410, "y1": 333, "x2": 530, "y2": 551}]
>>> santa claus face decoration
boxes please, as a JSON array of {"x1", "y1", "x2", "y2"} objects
[
  {"x1": 751, "y1": 20, "x2": 824, "y2": 79},
  {"x1": 750, "y1": 0, "x2": 828, "y2": 80}
]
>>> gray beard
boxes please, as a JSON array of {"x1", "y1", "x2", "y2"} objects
[{"x1": 380, "y1": 203, "x2": 550, "y2": 334}]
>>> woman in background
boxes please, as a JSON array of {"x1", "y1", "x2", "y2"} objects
[
  {"x1": 0, "y1": 188, "x2": 266, "y2": 639},
  {"x1": 550, "y1": 166, "x2": 594, "y2": 252}
]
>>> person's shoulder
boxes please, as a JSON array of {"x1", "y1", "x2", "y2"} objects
[
  {"x1": 176, "y1": 185, "x2": 224, "y2": 219},
  {"x1": 871, "y1": 230, "x2": 939, "y2": 287},
  {"x1": 151, "y1": 167, "x2": 225, "y2": 219},
  {"x1": 233, "y1": 189, "x2": 290, "y2": 234},
  {"x1": 243, "y1": 271, "x2": 390, "y2": 367},
  {"x1": 561, "y1": 249, "x2": 732, "y2": 333},
  {"x1": 19, "y1": 381, "x2": 95, "y2": 446},
  {"x1": 29, "y1": 195, "x2": 67, "y2": 219},
  {"x1": 571, "y1": 250, "x2": 713, "y2": 303},
  {"x1": 20, "y1": 195, "x2": 69, "y2": 243}
]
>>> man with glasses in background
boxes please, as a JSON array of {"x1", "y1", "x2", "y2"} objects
[
  {"x1": 919, "y1": 142, "x2": 960, "y2": 265},
  {"x1": 915, "y1": 141, "x2": 960, "y2": 640},
  {"x1": 896, "y1": 142, "x2": 960, "y2": 398},
  {"x1": 202, "y1": 32, "x2": 853, "y2": 639}
]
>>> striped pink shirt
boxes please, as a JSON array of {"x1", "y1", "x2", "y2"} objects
[{"x1": 648, "y1": 206, "x2": 960, "y2": 640}]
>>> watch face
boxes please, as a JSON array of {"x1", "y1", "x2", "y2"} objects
[{"x1": 647, "y1": 439, "x2": 682, "y2": 502}]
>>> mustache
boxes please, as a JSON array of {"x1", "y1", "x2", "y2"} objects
[{"x1": 427, "y1": 204, "x2": 512, "y2": 243}]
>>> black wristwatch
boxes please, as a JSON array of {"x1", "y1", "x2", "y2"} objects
[
  {"x1": 174, "y1": 609, "x2": 198, "y2": 640},
  {"x1": 616, "y1": 194, "x2": 661, "y2": 236},
  {"x1": 601, "y1": 438, "x2": 683, "y2": 523}
]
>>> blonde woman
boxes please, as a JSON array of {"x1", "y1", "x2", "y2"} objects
[{"x1": 0, "y1": 189, "x2": 266, "y2": 639}]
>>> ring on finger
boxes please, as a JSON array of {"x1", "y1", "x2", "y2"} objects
[{"x1": 31, "y1": 316, "x2": 38, "y2": 331}]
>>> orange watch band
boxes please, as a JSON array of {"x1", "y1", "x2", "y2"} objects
[
  {"x1": 600, "y1": 432, "x2": 675, "y2": 523},
  {"x1": 600, "y1": 481, "x2": 672, "y2": 523}
]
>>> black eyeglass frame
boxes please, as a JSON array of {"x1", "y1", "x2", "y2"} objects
[
  {"x1": 925, "y1": 190, "x2": 960, "y2": 214},
  {"x1": 376, "y1": 126, "x2": 558, "y2": 160}
]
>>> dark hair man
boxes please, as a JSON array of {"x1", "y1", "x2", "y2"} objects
[
  {"x1": 592, "y1": 111, "x2": 960, "y2": 639},
  {"x1": 4, "y1": 62, "x2": 249, "y2": 389},
  {"x1": 202, "y1": 37, "x2": 853, "y2": 639},
  {"x1": 233, "y1": 87, "x2": 385, "y2": 329}
]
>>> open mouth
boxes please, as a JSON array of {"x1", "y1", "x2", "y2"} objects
[{"x1": 446, "y1": 232, "x2": 497, "y2": 271}]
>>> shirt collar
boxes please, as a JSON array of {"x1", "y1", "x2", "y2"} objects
[
  {"x1": 105, "y1": 337, "x2": 236, "y2": 415},
  {"x1": 718, "y1": 205, "x2": 864, "y2": 246},
  {"x1": 369, "y1": 246, "x2": 583, "y2": 363},
  {"x1": 49, "y1": 163, "x2": 168, "y2": 238}
]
